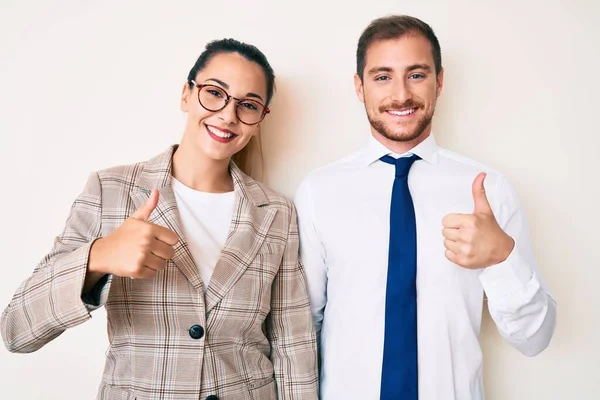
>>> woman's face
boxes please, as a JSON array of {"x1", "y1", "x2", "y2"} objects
[{"x1": 180, "y1": 52, "x2": 268, "y2": 163}]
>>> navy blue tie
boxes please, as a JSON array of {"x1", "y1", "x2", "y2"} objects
[{"x1": 379, "y1": 154, "x2": 420, "y2": 400}]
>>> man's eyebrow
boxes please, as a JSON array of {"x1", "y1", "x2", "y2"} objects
[{"x1": 367, "y1": 66, "x2": 394, "y2": 75}]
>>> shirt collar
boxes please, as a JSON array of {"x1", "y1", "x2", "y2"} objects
[{"x1": 362, "y1": 133, "x2": 439, "y2": 166}]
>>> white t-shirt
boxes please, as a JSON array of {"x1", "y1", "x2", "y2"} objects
[{"x1": 171, "y1": 177, "x2": 235, "y2": 292}]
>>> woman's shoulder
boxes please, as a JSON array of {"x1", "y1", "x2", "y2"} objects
[
  {"x1": 254, "y1": 181, "x2": 293, "y2": 211},
  {"x1": 93, "y1": 146, "x2": 176, "y2": 187},
  {"x1": 94, "y1": 160, "x2": 147, "y2": 182},
  {"x1": 231, "y1": 164, "x2": 295, "y2": 215}
]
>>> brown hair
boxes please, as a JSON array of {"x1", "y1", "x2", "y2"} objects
[{"x1": 356, "y1": 15, "x2": 442, "y2": 80}]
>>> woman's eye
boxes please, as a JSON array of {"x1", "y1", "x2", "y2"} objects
[
  {"x1": 208, "y1": 90, "x2": 224, "y2": 97},
  {"x1": 240, "y1": 102, "x2": 258, "y2": 111}
]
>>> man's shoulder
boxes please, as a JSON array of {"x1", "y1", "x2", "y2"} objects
[
  {"x1": 301, "y1": 147, "x2": 370, "y2": 185},
  {"x1": 437, "y1": 146, "x2": 504, "y2": 177},
  {"x1": 293, "y1": 148, "x2": 370, "y2": 210},
  {"x1": 435, "y1": 147, "x2": 516, "y2": 201}
]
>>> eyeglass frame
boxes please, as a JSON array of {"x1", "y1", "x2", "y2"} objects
[{"x1": 189, "y1": 80, "x2": 270, "y2": 125}]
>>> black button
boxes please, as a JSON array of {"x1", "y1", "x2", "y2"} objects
[
  {"x1": 206, "y1": 396, "x2": 219, "y2": 400},
  {"x1": 189, "y1": 324, "x2": 204, "y2": 339}
]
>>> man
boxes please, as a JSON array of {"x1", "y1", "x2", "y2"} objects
[{"x1": 294, "y1": 15, "x2": 556, "y2": 400}]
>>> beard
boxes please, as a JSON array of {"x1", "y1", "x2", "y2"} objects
[{"x1": 366, "y1": 99, "x2": 434, "y2": 142}]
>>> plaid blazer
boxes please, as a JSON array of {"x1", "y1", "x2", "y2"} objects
[{"x1": 1, "y1": 146, "x2": 319, "y2": 400}]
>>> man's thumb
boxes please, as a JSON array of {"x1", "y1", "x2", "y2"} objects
[
  {"x1": 132, "y1": 189, "x2": 159, "y2": 221},
  {"x1": 472, "y1": 173, "x2": 492, "y2": 215}
]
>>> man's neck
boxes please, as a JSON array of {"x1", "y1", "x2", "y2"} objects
[{"x1": 371, "y1": 127, "x2": 431, "y2": 155}]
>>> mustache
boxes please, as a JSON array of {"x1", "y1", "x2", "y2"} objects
[{"x1": 379, "y1": 100, "x2": 422, "y2": 113}]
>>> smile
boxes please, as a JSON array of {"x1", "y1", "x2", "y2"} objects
[
  {"x1": 205, "y1": 124, "x2": 238, "y2": 143},
  {"x1": 387, "y1": 108, "x2": 417, "y2": 116}
]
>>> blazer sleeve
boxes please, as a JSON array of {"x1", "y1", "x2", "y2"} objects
[
  {"x1": 1, "y1": 172, "x2": 110, "y2": 353},
  {"x1": 266, "y1": 202, "x2": 319, "y2": 399}
]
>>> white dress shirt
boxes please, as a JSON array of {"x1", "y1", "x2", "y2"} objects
[{"x1": 294, "y1": 134, "x2": 556, "y2": 400}]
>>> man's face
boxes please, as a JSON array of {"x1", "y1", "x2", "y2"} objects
[{"x1": 354, "y1": 34, "x2": 444, "y2": 144}]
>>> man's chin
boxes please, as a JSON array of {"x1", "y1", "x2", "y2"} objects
[{"x1": 379, "y1": 130, "x2": 423, "y2": 143}]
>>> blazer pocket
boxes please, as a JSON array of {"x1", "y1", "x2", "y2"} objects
[
  {"x1": 258, "y1": 241, "x2": 285, "y2": 255},
  {"x1": 97, "y1": 383, "x2": 136, "y2": 400},
  {"x1": 249, "y1": 376, "x2": 276, "y2": 400}
]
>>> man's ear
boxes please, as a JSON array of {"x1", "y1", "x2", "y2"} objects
[
  {"x1": 436, "y1": 68, "x2": 444, "y2": 98},
  {"x1": 354, "y1": 73, "x2": 365, "y2": 103}
]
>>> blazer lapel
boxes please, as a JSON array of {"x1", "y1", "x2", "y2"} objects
[
  {"x1": 205, "y1": 163, "x2": 277, "y2": 313},
  {"x1": 129, "y1": 146, "x2": 204, "y2": 292},
  {"x1": 128, "y1": 148, "x2": 277, "y2": 304}
]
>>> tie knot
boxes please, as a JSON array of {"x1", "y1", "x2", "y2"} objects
[{"x1": 380, "y1": 154, "x2": 420, "y2": 177}]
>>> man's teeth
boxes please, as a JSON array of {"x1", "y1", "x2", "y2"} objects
[
  {"x1": 207, "y1": 126, "x2": 234, "y2": 139},
  {"x1": 389, "y1": 108, "x2": 416, "y2": 116}
]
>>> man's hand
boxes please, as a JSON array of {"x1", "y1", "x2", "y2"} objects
[{"x1": 441, "y1": 173, "x2": 514, "y2": 269}]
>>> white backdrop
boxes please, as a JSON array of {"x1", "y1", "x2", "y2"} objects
[{"x1": 1, "y1": 0, "x2": 598, "y2": 399}]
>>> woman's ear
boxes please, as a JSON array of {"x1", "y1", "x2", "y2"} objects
[{"x1": 181, "y1": 83, "x2": 191, "y2": 112}]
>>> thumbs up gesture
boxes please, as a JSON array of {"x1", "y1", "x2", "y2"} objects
[
  {"x1": 441, "y1": 173, "x2": 515, "y2": 269},
  {"x1": 88, "y1": 189, "x2": 179, "y2": 280}
]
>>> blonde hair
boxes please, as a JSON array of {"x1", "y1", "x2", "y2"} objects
[{"x1": 231, "y1": 135, "x2": 264, "y2": 181}]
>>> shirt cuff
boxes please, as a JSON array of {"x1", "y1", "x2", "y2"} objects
[
  {"x1": 81, "y1": 274, "x2": 110, "y2": 309},
  {"x1": 478, "y1": 244, "x2": 534, "y2": 303}
]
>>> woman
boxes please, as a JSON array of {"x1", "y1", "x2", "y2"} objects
[{"x1": 1, "y1": 38, "x2": 318, "y2": 400}]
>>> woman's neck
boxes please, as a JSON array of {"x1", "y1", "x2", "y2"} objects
[{"x1": 171, "y1": 144, "x2": 234, "y2": 193}]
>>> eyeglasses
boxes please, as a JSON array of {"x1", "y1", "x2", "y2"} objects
[{"x1": 189, "y1": 80, "x2": 270, "y2": 125}]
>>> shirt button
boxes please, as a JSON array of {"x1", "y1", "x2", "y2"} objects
[
  {"x1": 188, "y1": 324, "x2": 204, "y2": 340},
  {"x1": 206, "y1": 396, "x2": 219, "y2": 400}
]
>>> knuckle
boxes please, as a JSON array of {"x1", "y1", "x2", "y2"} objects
[
  {"x1": 168, "y1": 232, "x2": 179, "y2": 245},
  {"x1": 144, "y1": 224, "x2": 155, "y2": 236},
  {"x1": 461, "y1": 244, "x2": 473, "y2": 256},
  {"x1": 139, "y1": 237, "x2": 152, "y2": 250},
  {"x1": 127, "y1": 265, "x2": 141, "y2": 278},
  {"x1": 136, "y1": 251, "x2": 147, "y2": 265}
]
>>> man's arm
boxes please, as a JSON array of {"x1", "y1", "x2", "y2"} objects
[
  {"x1": 479, "y1": 175, "x2": 556, "y2": 356},
  {"x1": 294, "y1": 178, "x2": 328, "y2": 336}
]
